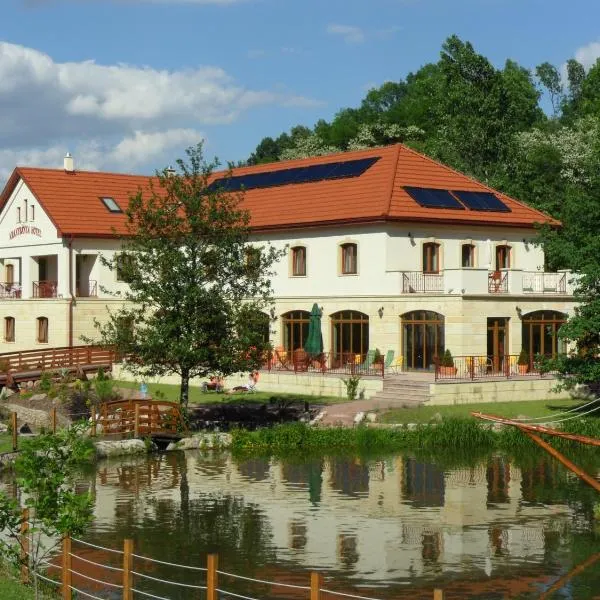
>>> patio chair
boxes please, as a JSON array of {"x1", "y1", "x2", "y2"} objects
[
  {"x1": 383, "y1": 350, "x2": 395, "y2": 372},
  {"x1": 358, "y1": 349, "x2": 376, "y2": 373}
]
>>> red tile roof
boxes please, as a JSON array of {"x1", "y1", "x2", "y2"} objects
[{"x1": 0, "y1": 144, "x2": 558, "y2": 238}]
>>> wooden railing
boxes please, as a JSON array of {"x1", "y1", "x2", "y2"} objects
[
  {"x1": 97, "y1": 399, "x2": 185, "y2": 437},
  {"x1": 402, "y1": 272, "x2": 444, "y2": 293},
  {"x1": 32, "y1": 280, "x2": 58, "y2": 298},
  {"x1": 0, "y1": 345, "x2": 115, "y2": 374},
  {"x1": 522, "y1": 271, "x2": 566, "y2": 294}
]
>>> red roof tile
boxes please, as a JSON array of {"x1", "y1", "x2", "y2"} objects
[{"x1": 0, "y1": 144, "x2": 558, "y2": 238}]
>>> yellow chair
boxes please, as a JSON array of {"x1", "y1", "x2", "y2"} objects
[{"x1": 390, "y1": 356, "x2": 404, "y2": 373}]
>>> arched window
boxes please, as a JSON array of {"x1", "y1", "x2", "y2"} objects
[
  {"x1": 401, "y1": 311, "x2": 445, "y2": 370},
  {"x1": 5, "y1": 264, "x2": 14, "y2": 285},
  {"x1": 282, "y1": 311, "x2": 311, "y2": 352},
  {"x1": 423, "y1": 243, "x2": 440, "y2": 274},
  {"x1": 495, "y1": 245, "x2": 511, "y2": 270},
  {"x1": 461, "y1": 244, "x2": 475, "y2": 268},
  {"x1": 4, "y1": 317, "x2": 15, "y2": 343},
  {"x1": 291, "y1": 246, "x2": 306, "y2": 277},
  {"x1": 331, "y1": 310, "x2": 369, "y2": 364},
  {"x1": 340, "y1": 243, "x2": 357, "y2": 275},
  {"x1": 522, "y1": 311, "x2": 567, "y2": 359},
  {"x1": 36, "y1": 317, "x2": 48, "y2": 344}
]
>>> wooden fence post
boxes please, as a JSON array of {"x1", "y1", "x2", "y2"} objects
[
  {"x1": 134, "y1": 403, "x2": 140, "y2": 438},
  {"x1": 123, "y1": 539, "x2": 133, "y2": 600},
  {"x1": 310, "y1": 572, "x2": 323, "y2": 600},
  {"x1": 91, "y1": 410, "x2": 97, "y2": 437},
  {"x1": 433, "y1": 590, "x2": 444, "y2": 600},
  {"x1": 51, "y1": 407, "x2": 57, "y2": 434},
  {"x1": 20, "y1": 508, "x2": 29, "y2": 583},
  {"x1": 62, "y1": 536, "x2": 71, "y2": 600},
  {"x1": 207, "y1": 554, "x2": 218, "y2": 600},
  {"x1": 11, "y1": 411, "x2": 17, "y2": 452}
]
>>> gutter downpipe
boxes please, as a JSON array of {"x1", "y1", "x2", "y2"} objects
[{"x1": 68, "y1": 237, "x2": 74, "y2": 348}]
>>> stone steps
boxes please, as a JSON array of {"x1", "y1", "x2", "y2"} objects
[{"x1": 369, "y1": 377, "x2": 431, "y2": 407}]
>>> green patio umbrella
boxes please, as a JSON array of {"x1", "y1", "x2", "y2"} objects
[{"x1": 304, "y1": 303, "x2": 323, "y2": 356}]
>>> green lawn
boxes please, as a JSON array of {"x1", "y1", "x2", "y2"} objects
[
  {"x1": 114, "y1": 380, "x2": 344, "y2": 406},
  {"x1": 0, "y1": 564, "x2": 56, "y2": 599},
  {"x1": 380, "y1": 398, "x2": 593, "y2": 424}
]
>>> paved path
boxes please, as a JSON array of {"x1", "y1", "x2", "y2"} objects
[{"x1": 318, "y1": 396, "x2": 407, "y2": 427}]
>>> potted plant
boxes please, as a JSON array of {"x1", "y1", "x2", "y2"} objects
[
  {"x1": 372, "y1": 348, "x2": 384, "y2": 373},
  {"x1": 440, "y1": 349, "x2": 457, "y2": 377},
  {"x1": 517, "y1": 349, "x2": 529, "y2": 374}
]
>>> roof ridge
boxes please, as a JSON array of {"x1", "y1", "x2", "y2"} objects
[
  {"x1": 17, "y1": 166, "x2": 151, "y2": 178},
  {"x1": 398, "y1": 145, "x2": 557, "y2": 223},
  {"x1": 383, "y1": 144, "x2": 402, "y2": 217}
]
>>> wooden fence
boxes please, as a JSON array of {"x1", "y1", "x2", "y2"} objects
[{"x1": 21, "y1": 530, "x2": 448, "y2": 600}]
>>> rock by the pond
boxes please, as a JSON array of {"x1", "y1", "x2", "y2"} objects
[
  {"x1": 353, "y1": 412, "x2": 365, "y2": 425},
  {"x1": 167, "y1": 432, "x2": 233, "y2": 452},
  {"x1": 19, "y1": 423, "x2": 32, "y2": 434},
  {"x1": 0, "y1": 423, "x2": 7, "y2": 433},
  {"x1": 29, "y1": 393, "x2": 48, "y2": 403},
  {"x1": 95, "y1": 439, "x2": 149, "y2": 458},
  {"x1": 366, "y1": 412, "x2": 378, "y2": 423}
]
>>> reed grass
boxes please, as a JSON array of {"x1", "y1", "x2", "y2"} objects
[{"x1": 231, "y1": 417, "x2": 600, "y2": 459}]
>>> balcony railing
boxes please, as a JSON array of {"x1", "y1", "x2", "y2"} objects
[
  {"x1": 522, "y1": 272, "x2": 566, "y2": 294},
  {"x1": 435, "y1": 354, "x2": 557, "y2": 381},
  {"x1": 402, "y1": 272, "x2": 444, "y2": 293},
  {"x1": 33, "y1": 280, "x2": 58, "y2": 298},
  {"x1": 76, "y1": 280, "x2": 98, "y2": 298},
  {"x1": 488, "y1": 271, "x2": 508, "y2": 294},
  {"x1": 0, "y1": 282, "x2": 22, "y2": 298}
]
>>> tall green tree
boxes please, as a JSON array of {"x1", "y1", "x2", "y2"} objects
[{"x1": 93, "y1": 144, "x2": 283, "y2": 405}]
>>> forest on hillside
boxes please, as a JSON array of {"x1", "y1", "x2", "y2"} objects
[{"x1": 247, "y1": 36, "x2": 600, "y2": 274}]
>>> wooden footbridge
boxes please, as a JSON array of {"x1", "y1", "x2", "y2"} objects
[
  {"x1": 0, "y1": 345, "x2": 116, "y2": 389},
  {"x1": 95, "y1": 399, "x2": 186, "y2": 446}
]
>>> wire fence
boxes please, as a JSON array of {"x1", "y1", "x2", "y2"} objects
[{"x1": 19, "y1": 531, "x2": 447, "y2": 600}]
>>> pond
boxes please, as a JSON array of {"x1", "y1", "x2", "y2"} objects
[{"x1": 8, "y1": 448, "x2": 600, "y2": 599}]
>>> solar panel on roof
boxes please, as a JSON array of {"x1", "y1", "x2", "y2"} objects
[
  {"x1": 452, "y1": 190, "x2": 510, "y2": 212},
  {"x1": 207, "y1": 157, "x2": 379, "y2": 192},
  {"x1": 404, "y1": 187, "x2": 465, "y2": 210}
]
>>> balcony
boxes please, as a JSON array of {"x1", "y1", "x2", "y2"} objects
[
  {"x1": 76, "y1": 280, "x2": 98, "y2": 298},
  {"x1": 0, "y1": 282, "x2": 22, "y2": 299},
  {"x1": 399, "y1": 269, "x2": 574, "y2": 296},
  {"x1": 523, "y1": 271, "x2": 566, "y2": 294},
  {"x1": 33, "y1": 280, "x2": 58, "y2": 298},
  {"x1": 402, "y1": 272, "x2": 444, "y2": 293},
  {"x1": 488, "y1": 271, "x2": 508, "y2": 294}
]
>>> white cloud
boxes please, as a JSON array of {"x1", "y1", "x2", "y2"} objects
[
  {"x1": 0, "y1": 41, "x2": 318, "y2": 183},
  {"x1": 326, "y1": 24, "x2": 365, "y2": 44},
  {"x1": 574, "y1": 40, "x2": 600, "y2": 71}
]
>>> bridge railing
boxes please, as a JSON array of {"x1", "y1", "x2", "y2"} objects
[
  {"x1": 0, "y1": 345, "x2": 115, "y2": 373},
  {"x1": 97, "y1": 399, "x2": 185, "y2": 437}
]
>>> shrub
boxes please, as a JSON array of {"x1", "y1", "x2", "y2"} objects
[
  {"x1": 94, "y1": 368, "x2": 116, "y2": 403},
  {"x1": 441, "y1": 349, "x2": 454, "y2": 368},
  {"x1": 373, "y1": 348, "x2": 383, "y2": 364},
  {"x1": 342, "y1": 374, "x2": 361, "y2": 401},
  {"x1": 38, "y1": 371, "x2": 54, "y2": 393},
  {"x1": 517, "y1": 349, "x2": 529, "y2": 366}
]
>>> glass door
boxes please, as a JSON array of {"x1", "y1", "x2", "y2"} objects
[{"x1": 487, "y1": 318, "x2": 509, "y2": 373}]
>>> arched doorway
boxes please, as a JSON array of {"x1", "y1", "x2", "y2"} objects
[
  {"x1": 331, "y1": 311, "x2": 369, "y2": 365},
  {"x1": 401, "y1": 311, "x2": 444, "y2": 370},
  {"x1": 281, "y1": 311, "x2": 310, "y2": 352},
  {"x1": 522, "y1": 310, "x2": 567, "y2": 359}
]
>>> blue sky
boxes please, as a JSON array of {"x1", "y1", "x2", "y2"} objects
[{"x1": 1, "y1": 0, "x2": 599, "y2": 179}]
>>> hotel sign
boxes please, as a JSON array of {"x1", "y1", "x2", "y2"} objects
[{"x1": 9, "y1": 225, "x2": 42, "y2": 240}]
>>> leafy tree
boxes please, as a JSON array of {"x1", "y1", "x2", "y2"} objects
[
  {"x1": 536, "y1": 62, "x2": 563, "y2": 116},
  {"x1": 0, "y1": 425, "x2": 94, "y2": 599},
  {"x1": 92, "y1": 144, "x2": 283, "y2": 405}
]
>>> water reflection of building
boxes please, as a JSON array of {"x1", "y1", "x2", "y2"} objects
[{"x1": 90, "y1": 452, "x2": 575, "y2": 584}]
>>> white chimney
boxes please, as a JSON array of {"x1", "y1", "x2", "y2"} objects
[
  {"x1": 64, "y1": 152, "x2": 74, "y2": 172},
  {"x1": 166, "y1": 165, "x2": 176, "y2": 178}
]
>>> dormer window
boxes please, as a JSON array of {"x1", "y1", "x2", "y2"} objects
[{"x1": 101, "y1": 197, "x2": 123, "y2": 213}]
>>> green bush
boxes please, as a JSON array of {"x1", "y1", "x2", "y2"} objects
[
  {"x1": 38, "y1": 371, "x2": 54, "y2": 393},
  {"x1": 517, "y1": 349, "x2": 529, "y2": 366},
  {"x1": 441, "y1": 349, "x2": 454, "y2": 367},
  {"x1": 341, "y1": 375, "x2": 361, "y2": 401},
  {"x1": 94, "y1": 368, "x2": 116, "y2": 403}
]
